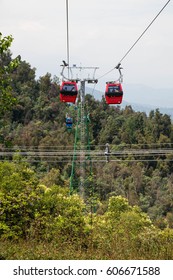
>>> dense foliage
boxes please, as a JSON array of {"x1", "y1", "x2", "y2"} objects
[
  {"x1": 1, "y1": 159, "x2": 173, "y2": 260},
  {"x1": 0, "y1": 33, "x2": 20, "y2": 116},
  {"x1": 1, "y1": 34, "x2": 173, "y2": 259}
]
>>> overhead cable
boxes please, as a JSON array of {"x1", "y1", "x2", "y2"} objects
[
  {"x1": 118, "y1": 0, "x2": 171, "y2": 65},
  {"x1": 98, "y1": 0, "x2": 171, "y2": 80},
  {"x1": 66, "y1": 0, "x2": 70, "y2": 78}
]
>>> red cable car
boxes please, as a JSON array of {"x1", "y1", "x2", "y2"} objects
[
  {"x1": 105, "y1": 82, "x2": 123, "y2": 104},
  {"x1": 60, "y1": 81, "x2": 78, "y2": 103}
]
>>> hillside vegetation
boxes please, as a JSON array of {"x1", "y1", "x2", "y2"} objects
[{"x1": 1, "y1": 34, "x2": 173, "y2": 259}]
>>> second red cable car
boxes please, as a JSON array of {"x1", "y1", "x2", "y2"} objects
[{"x1": 105, "y1": 82, "x2": 123, "y2": 104}]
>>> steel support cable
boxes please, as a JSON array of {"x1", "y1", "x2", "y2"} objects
[
  {"x1": 97, "y1": 67, "x2": 116, "y2": 80},
  {"x1": 1, "y1": 149, "x2": 173, "y2": 155},
  {"x1": 118, "y1": 0, "x2": 171, "y2": 64},
  {"x1": 1, "y1": 143, "x2": 173, "y2": 150},
  {"x1": 97, "y1": 0, "x2": 171, "y2": 80},
  {"x1": 2, "y1": 159, "x2": 173, "y2": 163},
  {"x1": 1, "y1": 151, "x2": 173, "y2": 157},
  {"x1": 66, "y1": 0, "x2": 70, "y2": 78},
  {"x1": 1, "y1": 146, "x2": 173, "y2": 152}
]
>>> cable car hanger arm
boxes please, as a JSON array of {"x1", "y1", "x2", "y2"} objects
[
  {"x1": 60, "y1": 60, "x2": 74, "y2": 81},
  {"x1": 115, "y1": 63, "x2": 123, "y2": 83}
]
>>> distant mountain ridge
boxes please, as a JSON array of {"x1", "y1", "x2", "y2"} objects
[
  {"x1": 121, "y1": 100, "x2": 173, "y2": 119},
  {"x1": 86, "y1": 85, "x2": 173, "y2": 119}
]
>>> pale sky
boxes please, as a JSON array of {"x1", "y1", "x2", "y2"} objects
[{"x1": 1, "y1": 0, "x2": 173, "y2": 106}]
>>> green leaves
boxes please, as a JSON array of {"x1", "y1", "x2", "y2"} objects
[
  {"x1": 107, "y1": 196, "x2": 130, "y2": 219},
  {"x1": 0, "y1": 33, "x2": 20, "y2": 116},
  {"x1": 0, "y1": 33, "x2": 13, "y2": 54}
]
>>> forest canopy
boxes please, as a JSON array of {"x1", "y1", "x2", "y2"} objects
[{"x1": 1, "y1": 34, "x2": 173, "y2": 259}]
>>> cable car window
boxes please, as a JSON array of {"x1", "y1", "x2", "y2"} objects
[
  {"x1": 108, "y1": 86, "x2": 120, "y2": 93},
  {"x1": 63, "y1": 84, "x2": 76, "y2": 91}
]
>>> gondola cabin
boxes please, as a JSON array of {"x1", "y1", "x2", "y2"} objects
[
  {"x1": 105, "y1": 82, "x2": 123, "y2": 104},
  {"x1": 66, "y1": 117, "x2": 73, "y2": 129},
  {"x1": 60, "y1": 81, "x2": 78, "y2": 103}
]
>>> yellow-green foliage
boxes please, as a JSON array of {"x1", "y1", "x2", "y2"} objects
[{"x1": 1, "y1": 161, "x2": 173, "y2": 259}]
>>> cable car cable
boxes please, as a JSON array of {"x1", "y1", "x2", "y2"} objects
[
  {"x1": 66, "y1": 0, "x2": 70, "y2": 78},
  {"x1": 97, "y1": 67, "x2": 115, "y2": 80},
  {"x1": 118, "y1": 0, "x2": 171, "y2": 65},
  {"x1": 98, "y1": 0, "x2": 171, "y2": 80}
]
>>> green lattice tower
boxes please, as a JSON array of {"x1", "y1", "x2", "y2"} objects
[
  {"x1": 68, "y1": 70, "x2": 98, "y2": 197},
  {"x1": 69, "y1": 101, "x2": 92, "y2": 197},
  {"x1": 70, "y1": 83, "x2": 92, "y2": 198}
]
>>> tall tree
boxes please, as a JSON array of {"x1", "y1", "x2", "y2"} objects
[{"x1": 0, "y1": 33, "x2": 20, "y2": 116}]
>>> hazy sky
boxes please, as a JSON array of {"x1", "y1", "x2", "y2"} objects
[{"x1": 1, "y1": 0, "x2": 173, "y2": 106}]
